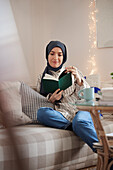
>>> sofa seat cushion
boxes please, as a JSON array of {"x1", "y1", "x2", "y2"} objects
[
  {"x1": 0, "y1": 119, "x2": 112, "y2": 170},
  {"x1": 0, "y1": 124, "x2": 97, "y2": 170}
]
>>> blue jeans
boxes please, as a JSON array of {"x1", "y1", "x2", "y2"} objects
[{"x1": 37, "y1": 107, "x2": 98, "y2": 152}]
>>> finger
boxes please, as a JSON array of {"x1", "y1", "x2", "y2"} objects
[
  {"x1": 65, "y1": 66, "x2": 78, "y2": 73},
  {"x1": 72, "y1": 70, "x2": 79, "y2": 77},
  {"x1": 72, "y1": 70, "x2": 78, "y2": 74},
  {"x1": 66, "y1": 68, "x2": 77, "y2": 73},
  {"x1": 65, "y1": 66, "x2": 77, "y2": 70},
  {"x1": 56, "y1": 90, "x2": 63, "y2": 100},
  {"x1": 72, "y1": 66, "x2": 77, "y2": 70},
  {"x1": 65, "y1": 66, "x2": 73, "y2": 69},
  {"x1": 53, "y1": 89, "x2": 60, "y2": 95},
  {"x1": 50, "y1": 89, "x2": 60, "y2": 100},
  {"x1": 58, "y1": 90, "x2": 63, "y2": 95},
  {"x1": 55, "y1": 90, "x2": 63, "y2": 97}
]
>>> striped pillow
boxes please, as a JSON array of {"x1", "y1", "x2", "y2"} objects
[{"x1": 20, "y1": 82, "x2": 54, "y2": 123}]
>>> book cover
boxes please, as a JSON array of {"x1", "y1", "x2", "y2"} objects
[{"x1": 42, "y1": 70, "x2": 72, "y2": 93}]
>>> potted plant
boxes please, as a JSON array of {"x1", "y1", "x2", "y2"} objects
[{"x1": 110, "y1": 72, "x2": 113, "y2": 79}]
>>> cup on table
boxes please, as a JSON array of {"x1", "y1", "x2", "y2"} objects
[{"x1": 78, "y1": 87, "x2": 94, "y2": 101}]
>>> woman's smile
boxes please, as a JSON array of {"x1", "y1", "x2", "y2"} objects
[{"x1": 52, "y1": 60, "x2": 59, "y2": 64}]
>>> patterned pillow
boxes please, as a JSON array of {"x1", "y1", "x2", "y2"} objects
[
  {"x1": 20, "y1": 82, "x2": 54, "y2": 123},
  {"x1": 0, "y1": 81, "x2": 32, "y2": 127}
]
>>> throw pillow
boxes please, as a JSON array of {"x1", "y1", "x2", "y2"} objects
[
  {"x1": 20, "y1": 82, "x2": 54, "y2": 123},
  {"x1": 0, "y1": 81, "x2": 32, "y2": 127}
]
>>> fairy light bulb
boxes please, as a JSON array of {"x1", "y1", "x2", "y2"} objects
[{"x1": 87, "y1": 0, "x2": 97, "y2": 75}]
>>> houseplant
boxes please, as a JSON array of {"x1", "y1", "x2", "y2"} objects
[{"x1": 110, "y1": 72, "x2": 113, "y2": 79}]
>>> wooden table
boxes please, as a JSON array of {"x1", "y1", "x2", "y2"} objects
[{"x1": 76, "y1": 103, "x2": 113, "y2": 170}]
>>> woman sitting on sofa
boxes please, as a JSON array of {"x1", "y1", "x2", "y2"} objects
[{"x1": 36, "y1": 40, "x2": 98, "y2": 152}]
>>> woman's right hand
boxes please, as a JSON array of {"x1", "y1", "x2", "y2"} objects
[{"x1": 49, "y1": 89, "x2": 63, "y2": 103}]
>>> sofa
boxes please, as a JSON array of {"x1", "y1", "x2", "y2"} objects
[{"x1": 0, "y1": 81, "x2": 113, "y2": 170}]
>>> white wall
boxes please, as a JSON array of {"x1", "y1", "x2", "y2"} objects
[
  {"x1": 10, "y1": 0, "x2": 113, "y2": 86},
  {"x1": 0, "y1": 0, "x2": 28, "y2": 82}
]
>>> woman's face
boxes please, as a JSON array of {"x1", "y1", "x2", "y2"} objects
[{"x1": 48, "y1": 47, "x2": 63, "y2": 68}]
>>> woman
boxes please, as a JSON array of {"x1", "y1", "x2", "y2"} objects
[{"x1": 36, "y1": 40, "x2": 98, "y2": 152}]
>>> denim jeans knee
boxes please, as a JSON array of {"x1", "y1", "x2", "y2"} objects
[
  {"x1": 37, "y1": 107, "x2": 52, "y2": 122},
  {"x1": 37, "y1": 107, "x2": 71, "y2": 129}
]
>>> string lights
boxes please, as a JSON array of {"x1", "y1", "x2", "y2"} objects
[{"x1": 87, "y1": 0, "x2": 97, "y2": 75}]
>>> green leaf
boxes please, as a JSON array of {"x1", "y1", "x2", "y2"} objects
[{"x1": 110, "y1": 72, "x2": 113, "y2": 75}]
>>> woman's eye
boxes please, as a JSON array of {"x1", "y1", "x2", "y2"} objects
[
  {"x1": 58, "y1": 54, "x2": 62, "y2": 57},
  {"x1": 50, "y1": 53, "x2": 54, "y2": 55}
]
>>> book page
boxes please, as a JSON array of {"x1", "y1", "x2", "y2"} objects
[{"x1": 43, "y1": 74, "x2": 58, "y2": 81}]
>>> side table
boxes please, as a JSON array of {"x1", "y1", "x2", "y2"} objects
[{"x1": 76, "y1": 103, "x2": 113, "y2": 170}]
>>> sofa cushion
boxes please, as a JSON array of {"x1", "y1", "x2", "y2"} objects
[
  {"x1": 20, "y1": 82, "x2": 54, "y2": 123},
  {"x1": 0, "y1": 119, "x2": 113, "y2": 170},
  {"x1": 0, "y1": 81, "x2": 32, "y2": 127},
  {"x1": 0, "y1": 124, "x2": 97, "y2": 170}
]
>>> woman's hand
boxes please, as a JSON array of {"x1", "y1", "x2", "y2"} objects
[
  {"x1": 65, "y1": 66, "x2": 83, "y2": 86},
  {"x1": 49, "y1": 89, "x2": 63, "y2": 103}
]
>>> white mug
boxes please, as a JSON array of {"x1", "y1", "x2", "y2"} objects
[{"x1": 78, "y1": 87, "x2": 94, "y2": 101}]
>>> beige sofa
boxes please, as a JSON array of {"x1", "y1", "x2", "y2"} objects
[{"x1": 0, "y1": 81, "x2": 113, "y2": 170}]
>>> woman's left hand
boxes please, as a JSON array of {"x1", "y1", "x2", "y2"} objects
[
  {"x1": 65, "y1": 66, "x2": 83, "y2": 86},
  {"x1": 49, "y1": 89, "x2": 63, "y2": 104}
]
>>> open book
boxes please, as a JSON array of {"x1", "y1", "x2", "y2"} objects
[{"x1": 42, "y1": 70, "x2": 72, "y2": 93}]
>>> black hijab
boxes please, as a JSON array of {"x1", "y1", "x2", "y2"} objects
[{"x1": 40, "y1": 40, "x2": 67, "y2": 96}]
